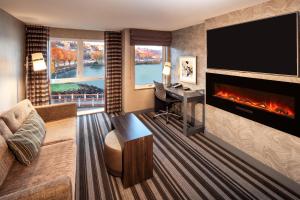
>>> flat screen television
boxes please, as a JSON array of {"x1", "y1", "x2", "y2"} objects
[{"x1": 207, "y1": 13, "x2": 298, "y2": 76}]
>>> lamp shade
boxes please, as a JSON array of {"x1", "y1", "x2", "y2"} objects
[
  {"x1": 162, "y1": 62, "x2": 171, "y2": 75},
  {"x1": 32, "y1": 53, "x2": 47, "y2": 71}
]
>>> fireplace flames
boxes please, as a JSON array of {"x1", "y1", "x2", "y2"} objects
[{"x1": 214, "y1": 90, "x2": 295, "y2": 118}]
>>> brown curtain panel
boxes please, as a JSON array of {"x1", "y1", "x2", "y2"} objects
[
  {"x1": 105, "y1": 31, "x2": 122, "y2": 113},
  {"x1": 25, "y1": 25, "x2": 50, "y2": 106},
  {"x1": 130, "y1": 29, "x2": 172, "y2": 46}
]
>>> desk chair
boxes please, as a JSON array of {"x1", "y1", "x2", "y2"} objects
[{"x1": 153, "y1": 81, "x2": 181, "y2": 123}]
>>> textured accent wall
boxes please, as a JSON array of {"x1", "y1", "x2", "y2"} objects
[
  {"x1": 171, "y1": 24, "x2": 206, "y2": 90},
  {"x1": 171, "y1": 0, "x2": 300, "y2": 183},
  {"x1": 171, "y1": 24, "x2": 206, "y2": 124},
  {"x1": 0, "y1": 9, "x2": 25, "y2": 112}
]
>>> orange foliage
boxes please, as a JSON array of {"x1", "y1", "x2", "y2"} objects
[
  {"x1": 91, "y1": 51, "x2": 102, "y2": 61},
  {"x1": 51, "y1": 48, "x2": 61, "y2": 61},
  {"x1": 64, "y1": 50, "x2": 77, "y2": 64},
  {"x1": 135, "y1": 48, "x2": 155, "y2": 59},
  {"x1": 51, "y1": 48, "x2": 77, "y2": 65}
]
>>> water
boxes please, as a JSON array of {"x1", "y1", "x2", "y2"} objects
[
  {"x1": 82, "y1": 64, "x2": 105, "y2": 89},
  {"x1": 52, "y1": 68, "x2": 77, "y2": 79},
  {"x1": 52, "y1": 63, "x2": 162, "y2": 90},
  {"x1": 135, "y1": 64, "x2": 162, "y2": 85},
  {"x1": 51, "y1": 64, "x2": 105, "y2": 79},
  {"x1": 83, "y1": 64, "x2": 105, "y2": 77}
]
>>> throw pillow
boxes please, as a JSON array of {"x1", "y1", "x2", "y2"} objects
[{"x1": 6, "y1": 111, "x2": 46, "y2": 166}]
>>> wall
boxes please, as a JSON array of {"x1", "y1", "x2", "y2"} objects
[
  {"x1": 50, "y1": 27, "x2": 104, "y2": 40},
  {"x1": 171, "y1": 24, "x2": 206, "y2": 124},
  {"x1": 171, "y1": 0, "x2": 300, "y2": 183},
  {"x1": 0, "y1": 9, "x2": 25, "y2": 112},
  {"x1": 122, "y1": 29, "x2": 155, "y2": 113},
  {"x1": 171, "y1": 24, "x2": 206, "y2": 90}
]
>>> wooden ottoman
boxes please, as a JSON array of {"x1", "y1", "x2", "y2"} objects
[{"x1": 111, "y1": 113, "x2": 153, "y2": 188}]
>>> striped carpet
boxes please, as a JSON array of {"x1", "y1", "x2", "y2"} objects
[{"x1": 76, "y1": 112, "x2": 300, "y2": 200}]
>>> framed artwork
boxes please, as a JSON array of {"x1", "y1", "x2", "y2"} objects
[{"x1": 179, "y1": 56, "x2": 197, "y2": 84}]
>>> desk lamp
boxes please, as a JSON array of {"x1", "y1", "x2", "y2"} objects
[
  {"x1": 163, "y1": 62, "x2": 171, "y2": 86},
  {"x1": 31, "y1": 53, "x2": 47, "y2": 71}
]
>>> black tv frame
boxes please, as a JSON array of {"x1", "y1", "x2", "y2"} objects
[{"x1": 207, "y1": 12, "x2": 299, "y2": 77}]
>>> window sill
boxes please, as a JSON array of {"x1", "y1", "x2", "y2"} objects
[
  {"x1": 135, "y1": 84, "x2": 155, "y2": 90},
  {"x1": 50, "y1": 76, "x2": 104, "y2": 84}
]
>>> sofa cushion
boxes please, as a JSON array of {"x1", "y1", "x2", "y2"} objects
[
  {"x1": 35, "y1": 103, "x2": 77, "y2": 123},
  {"x1": 0, "y1": 99, "x2": 35, "y2": 133},
  {"x1": 0, "y1": 176, "x2": 72, "y2": 200},
  {"x1": 6, "y1": 111, "x2": 46, "y2": 166},
  {"x1": 43, "y1": 117, "x2": 76, "y2": 146},
  {"x1": 0, "y1": 140, "x2": 76, "y2": 199},
  {"x1": 0, "y1": 136, "x2": 15, "y2": 187},
  {"x1": 0, "y1": 120, "x2": 13, "y2": 140}
]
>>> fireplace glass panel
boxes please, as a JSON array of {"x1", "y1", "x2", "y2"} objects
[{"x1": 214, "y1": 83, "x2": 295, "y2": 119}]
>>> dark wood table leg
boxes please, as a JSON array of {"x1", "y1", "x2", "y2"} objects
[{"x1": 122, "y1": 135, "x2": 153, "y2": 188}]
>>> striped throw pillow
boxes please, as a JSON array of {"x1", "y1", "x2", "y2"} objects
[{"x1": 7, "y1": 111, "x2": 46, "y2": 166}]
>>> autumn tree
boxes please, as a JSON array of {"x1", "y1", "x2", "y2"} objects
[
  {"x1": 58, "y1": 50, "x2": 65, "y2": 65},
  {"x1": 51, "y1": 47, "x2": 61, "y2": 67},
  {"x1": 91, "y1": 50, "x2": 103, "y2": 64},
  {"x1": 65, "y1": 51, "x2": 72, "y2": 66},
  {"x1": 73, "y1": 53, "x2": 77, "y2": 64}
]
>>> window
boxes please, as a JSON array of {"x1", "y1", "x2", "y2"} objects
[
  {"x1": 83, "y1": 41, "x2": 105, "y2": 77},
  {"x1": 50, "y1": 40, "x2": 78, "y2": 79},
  {"x1": 134, "y1": 45, "x2": 164, "y2": 88},
  {"x1": 49, "y1": 39, "x2": 105, "y2": 108}
]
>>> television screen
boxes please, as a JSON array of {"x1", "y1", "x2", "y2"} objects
[{"x1": 207, "y1": 13, "x2": 298, "y2": 75}]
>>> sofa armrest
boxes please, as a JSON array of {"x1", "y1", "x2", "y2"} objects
[
  {"x1": 35, "y1": 103, "x2": 77, "y2": 122},
  {"x1": 0, "y1": 176, "x2": 72, "y2": 200}
]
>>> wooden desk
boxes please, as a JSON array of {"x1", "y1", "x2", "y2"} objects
[
  {"x1": 111, "y1": 113, "x2": 153, "y2": 188},
  {"x1": 165, "y1": 87, "x2": 205, "y2": 136}
]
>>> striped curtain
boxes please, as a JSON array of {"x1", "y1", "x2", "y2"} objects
[
  {"x1": 104, "y1": 32, "x2": 122, "y2": 113},
  {"x1": 25, "y1": 25, "x2": 50, "y2": 106}
]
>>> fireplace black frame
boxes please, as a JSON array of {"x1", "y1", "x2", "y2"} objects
[{"x1": 206, "y1": 73, "x2": 300, "y2": 137}]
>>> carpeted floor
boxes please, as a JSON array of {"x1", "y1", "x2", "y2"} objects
[{"x1": 76, "y1": 112, "x2": 300, "y2": 200}]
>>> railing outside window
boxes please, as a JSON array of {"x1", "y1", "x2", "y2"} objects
[{"x1": 51, "y1": 93, "x2": 105, "y2": 108}]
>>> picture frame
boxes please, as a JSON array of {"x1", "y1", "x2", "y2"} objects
[{"x1": 179, "y1": 56, "x2": 197, "y2": 84}]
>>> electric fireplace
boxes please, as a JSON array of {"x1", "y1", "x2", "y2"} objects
[{"x1": 206, "y1": 73, "x2": 300, "y2": 137}]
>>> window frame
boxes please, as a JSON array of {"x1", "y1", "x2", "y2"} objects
[
  {"x1": 48, "y1": 38, "x2": 105, "y2": 84},
  {"x1": 133, "y1": 45, "x2": 166, "y2": 90}
]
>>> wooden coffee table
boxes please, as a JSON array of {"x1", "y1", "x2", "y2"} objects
[{"x1": 111, "y1": 113, "x2": 153, "y2": 188}]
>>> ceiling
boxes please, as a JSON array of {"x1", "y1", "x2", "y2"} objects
[{"x1": 0, "y1": 0, "x2": 269, "y2": 31}]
